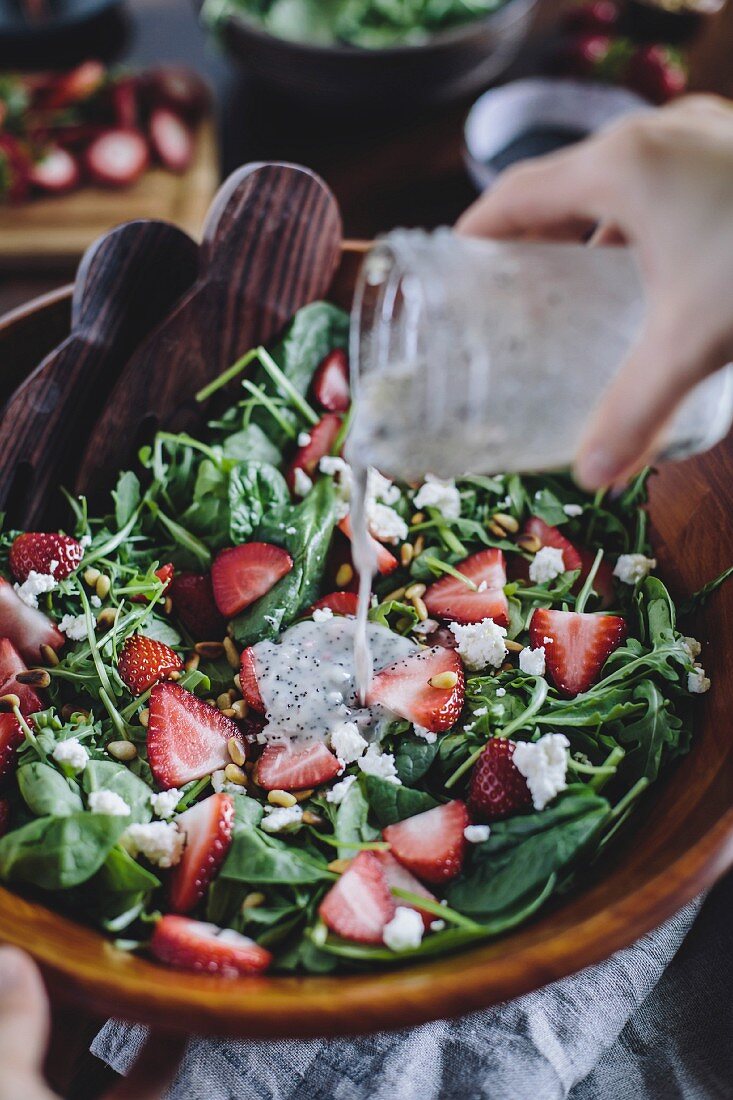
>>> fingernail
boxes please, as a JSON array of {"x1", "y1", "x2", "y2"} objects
[
  {"x1": 0, "y1": 947, "x2": 24, "y2": 992},
  {"x1": 575, "y1": 448, "x2": 618, "y2": 491}
]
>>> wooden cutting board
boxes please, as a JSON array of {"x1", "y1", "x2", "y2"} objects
[{"x1": 0, "y1": 117, "x2": 219, "y2": 269}]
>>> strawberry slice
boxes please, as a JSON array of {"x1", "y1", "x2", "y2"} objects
[
  {"x1": 254, "y1": 741, "x2": 340, "y2": 791},
  {"x1": 118, "y1": 634, "x2": 182, "y2": 695},
  {"x1": 423, "y1": 548, "x2": 508, "y2": 626},
  {"x1": 9, "y1": 532, "x2": 84, "y2": 583},
  {"x1": 530, "y1": 607, "x2": 627, "y2": 696},
  {"x1": 523, "y1": 517, "x2": 583, "y2": 573},
  {"x1": 0, "y1": 715, "x2": 23, "y2": 781},
  {"x1": 337, "y1": 515, "x2": 398, "y2": 576},
  {"x1": 468, "y1": 738, "x2": 531, "y2": 822},
  {"x1": 149, "y1": 108, "x2": 194, "y2": 173},
  {"x1": 211, "y1": 543, "x2": 293, "y2": 619},
  {"x1": 85, "y1": 128, "x2": 149, "y2": 188},
  {"x1": 43, "y1": 60, "x2": 105, "y2": 109},
  {"x1": 132, "y1": 562, "x2": 174, "y2": 604},
  {"x1": 286, "y1": 413, "x2": 342, "y2": 494},
  {"x1": 312, "y1": 349, "x2": 350, "y2": 413},
  {"x1": 0, "y1": 798, "x2": 9, "y2": 838},
  {"x1": 319, "y1": 850, "x2": 396, "y2": 944},
  {"x1": 0, "y1": 638, "x2": 43, "y2": 716},
  {"x1": 147, "y1": 682, "x2": 244, "y2": 787},
  {"x1": 0, "y1": 579, "x2": 64, "y2": 664},
  {"x1": 168, "y1": 793, "x2": 235, "y2": 913},
  {"x1": 29, "y1": 146, "x2": 80, "y2": 195},
  {"x1": 150, "y1": 915, "x2": 272, "y2": 977},
  {"x1": 111, "y1": 76, "x2": 138, "y2": 129},
  {"x1": 383, "y1": 800, "x2": 469, "y2": 885},
  {"x1": 576, "y1": 548, "x2": 615, "y2": 609},
  {"x1": 308, "y1": 591, "x2": 359, "y2": 617},
  {"x1": 239, "y1": 647, "x2": 264, "y2": 712},
  {"x1": 365, "y1": 646, "x2": 464, "y2": 733},
  {"x1": 168, "y1": 571, "x2": 225, "y2": 639},
  {"x1": 376, "y1": 850, "x2": 437, "y2": 929}
]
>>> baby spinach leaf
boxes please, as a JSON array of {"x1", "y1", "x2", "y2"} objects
[
  {"x1": 0, "y1": 813, "x2": 128, "y2": 890},
  {"x1": 393, "y1": 737, "x2": 440, "y2": 787},
  {"x1": 228, "y1": 461, "x2": 290, "y2": 544},
  {"x1": 95, "y1": 845, "x2": 161, "y2": 894},
  {"x1": 16, "y1": 763, "x2": 83, "y2": 818},
  {"x1": 83, "y1": 761, "x2": 153, "y2": 825},
  {"x1": 220, "y1": 827, "x2": 333, "y2": 885},
  {"x1": 112, "y1": 471, "x2": 141, "y2": 530},
  {"x1": 363, "y1": 775, "x2": 437, "y2": 827},
  {"x1": 334, "y1": 781, "x2": 376, "y2": 858}
]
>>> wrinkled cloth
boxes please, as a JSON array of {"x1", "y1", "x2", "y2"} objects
[{"x1": 92, "y1": 879, "x2": 732, "y2": 1100}]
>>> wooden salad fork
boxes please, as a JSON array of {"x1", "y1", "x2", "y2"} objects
[
  {"x1": 76, "y1": 161, "x2": 343, "y2": 497},
  {"x1": 0, "y1": 220, "x2": 199, "y2": 529}
]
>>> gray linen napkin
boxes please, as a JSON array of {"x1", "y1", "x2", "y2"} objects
[{"x1": 92, "y1": 897, "x2": 702, "y2": 1100}]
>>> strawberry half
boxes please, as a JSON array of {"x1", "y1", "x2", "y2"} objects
[
  {"x1": 118, "y1": 634, "x2": 183, "y2": 695},
  {"x1": 168, "y1": 571, "x2": 225, "y2": 639},
  {"x1": 0, "y1": 579, "x2": 64, "y2": 664},
  {"x1": 366, "y1": 646, "x2": 464, "y2": 733},
  {"x1": 468, "y1": 738, "x2": 531, "y2": 822},
  {"x1": 43, "y1": 60, "x2": 105, "y2": 109},
  {"x1": 530, "y1": 607, "x2": 627, "y2": 696},
  {"x1": 0, "y1": 715, "x2": 23, "y2": 781},
  {"x1": 29, "y1": 146, "x2": 80, "y2": 195},
  {"x1": 312, "y1": 349, "x2": 350, "y2": 413},
  {"x1": 383, "y1": 800, "x2": 469, "y2": 885},
  {"x1": 149, "y1": 108, "x2": 194, "y2": 173},
  {"x1": 150, "y1": 915, "x2": 272, "y2": 977},
  {"x1": 308, "y1": 591, "x2": 359, "y2": 617},
  {"x1": 9, "y1": 532, "x2": 84, "y2": 582},
  {"x1": 132, "y1": 563, "x2": 174, "y2": 604},
  {"x1": 286, "y1": 413, "x2": 342, "y2": 494},
  {"x1": 211, "y1": 543, "x2": 293, "y2": 619},
  {"x1": 254, "y1": 741, "x2": 340, "y2": 791},
  {"x1": 0, "y1": 638, "x2": 43, "y2": 716},
  {"x1": 239, "y1": 648, "x2": 264, "y2": 712},
  {"x1": 376, "y1": 850, "x2": 437, "y2": 929},
  {"x1": 85, "y1": 128, "x2": 149, "y2": 188},
  {"x1": 337, "y1": 515, "x2": 398, "y2": 575},
  {"x1": 523, "y1": 517, "x2": 583, "y2": 573},
  {"x1": 423, "y1": 548, "x2": 508, "y2": 626},
  {"x1": 168, "y1": 792, "x2": 235, "y2": 913},
  {"x1": 147, "y1": 682, "x2": 244, "y2": 788},
  {"x1": 319, "y1": 850, "x2": 396, "y2": 944}
]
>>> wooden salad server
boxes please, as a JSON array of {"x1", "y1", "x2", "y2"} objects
[
  {"x1": 76, "y1": 161, "x2": 343, "y2": 497},
  {"x1": 0, "y1": 221, "x2": 199, "y2": 529}
]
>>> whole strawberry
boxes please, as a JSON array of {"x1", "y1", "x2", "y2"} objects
[
  {"x1": 9, "y1": 532, "x2": 84, "y2": 582},
  {"x1": 468, "y1": 739, "x2": 532, "y2": 822},
  {"x1": 118, "y1": 633, "x2": 182, "y2": 695},
  {"x1": 625, "y1": 45, "x2": 686, "y2": 104}
]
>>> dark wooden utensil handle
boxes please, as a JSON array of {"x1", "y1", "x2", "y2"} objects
[{"x1": 77, "y1": 162, "x2": 342, "y2": 495}]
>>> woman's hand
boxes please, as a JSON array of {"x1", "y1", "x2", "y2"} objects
[{"x1": 456, "y1": 96, "x2": 733, "y2": 489}]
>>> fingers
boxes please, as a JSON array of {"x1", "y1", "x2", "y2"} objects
[
  {"x1": 0, "y1": 946, "x2": 55, "y2": 1100},
  {"x1": 105, "y1": 1028, "x2": 187, "y2": 1100}
]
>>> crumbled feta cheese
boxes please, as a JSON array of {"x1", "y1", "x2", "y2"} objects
[
  {"x1": 529, "y1": 546, "x2": 566, "y2": 584},
  {"x1": 430, "y1": 919, "x2": 446, "y2": 932},
  {"x1": 613, "y1": 553, "x2": 657, "y2": 585},
  {"x1": 519, "y1": 646, "x2": 546, "y2": 676},
  {"x1": 121, "y1": 821, "x2": 184, "y2": 867},
  {"x1": 687, "y1": 665, "x2": 711, "y2": 694},
  {"x1": 473, "y1": 706, "x2": 488, "y2": 717},
  {"x1": 297, "y1": 431, "x2": 312, "y2": 446},
  {"x1": 88, "y1": 789, "x2": 131, "y2": 816},
  {"x1": 563, "y1": 504, "x2": 584, "y2": 517},
  {"x1": 464, "y1": 824, "x2": 491, "y2": 843},
  {"x1": 330, "y1": 721, "x2": 367, "y2": 765},
  {"x1": 211, "y1": 769, "x2": 244, "y2": 795},
  {"x1": 366, "y1": 501, "x2": 408, "y2": 544},
  {"x1": 52, "y1": 737, "x2": 89, "y2": 773},
  {"x1": 312, "y1": 606, "x2": 334, "y2": 623},
  {"x1": 450, "y1": 618, "x2": 507, "y2": 671},
  {"x1": 90, "y1": 595, "x2": 102, "y2": 608},
  {"x1": 326, "y1": 775, "x2": 357, "y2": 804},
  {"x1": 358, "y1": 745, "x2": 401, "y2": 784},
  {"x1": 80, "y1": 534, "x2": 92, "y2": 549},
  {"x1": 368, "y1": 468, "x2": 401, "y2": 507},
  {"x1": 319, "y1": 455, "x2": 350, "y2": 480},
  {"x1": 293, "y1": 467, "x2": 313, "y2": 497},
  {"x1": 58, "y1": 613, "x2": 88, "y2": 641},
  {"x1": 513, "y1": 733, "x2": 569, "y2": 811},
  {"x1": 261, "y1": 804, "x2": 303, "y2": 833},
  {"x1": 150, "y1": 788, "x2": 181, "y2": 820},
  {"x1": 413, "y1": 475, "x2": 461, "y2": 521},
  {"x1": 14, "y1": 570, "x2": 57, "y2": 609},
  {"x1": 383, "y1": 906, "x2": 423, "y2": 951},
  {"x1": 682, "y1": 636, "x2": 702, "y2": 660},
  {"x1": 413, "y1": 724, "x2": 437, "y2": 744},
  {"x1": 495, "y1": 687, "x2": 506, "y2": 698}
]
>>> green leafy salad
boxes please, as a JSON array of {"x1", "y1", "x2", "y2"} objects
[
  {"x1": 203, "y1": 0, "x2": 510, "y2": 49},
  {"x1": 0, "y1": 299, "x2": 722, "y2": 978}
]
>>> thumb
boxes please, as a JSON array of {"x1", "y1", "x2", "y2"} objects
[{"x1": 0, "y1": 946, "x2": 55, "y2": 1100}]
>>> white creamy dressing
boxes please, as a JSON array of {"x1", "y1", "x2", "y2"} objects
[
  {"x1": 348, "y1": 462, "x2": 380, "y2": 703},
  {"x1": 251, "y1": 616, "x2": 415, "y2": 745}
]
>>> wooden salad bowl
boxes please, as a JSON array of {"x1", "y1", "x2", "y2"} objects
[{"x1": 0, "y1": 243, "x2": 731, "y2": 1038}]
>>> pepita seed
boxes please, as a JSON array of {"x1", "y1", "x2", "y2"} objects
[
  {"x1": 139, "y1": 708, "x2": 150, "y2": 728},
  {"x1": 327, "y1": 858, "x2": 352, "y2": 874},
  {"x1": 493, "y1": 512, "x2": 519, "y2": 534},
  {"x1": 413, "y1": 535, "x2": 425, "y2": 556},
  {"x1": 412, "y1": 595, "x2": 429, "y2": 622},
  {"x1": 83, "y1": 566, "x2": 100, "y2": 587},
  {"x1": 231, "y1": 699, "x2": 249, "y2": 720},
  {"x1": 0, "y1": 693, "x2": 20, "y2": 712},
  {"x1": 302, "y1": 810, "x2": 324, "y2": 827},
  {"x1": 517, "y1": 534, "x2": 541, "y2": 554},
  {"x1": 221, "y1": 708, "x2": 236, "y2": 718},
  {"x1": 292, "y1": 787, "x2": 314, "y2": 803},
  {"x1": 242, "y1": 891, "x2": 266, "y2": 910},
  {"x1": 16, "y1": 669, "x2": 51, "y2": 689},
  {"x1": 217, "y1": 691, "x2": 233, "y2": 711},
  {"x1": 95, "y1": 574, "x2": 111, "y2": 600},
  {"x1": 404, "y1": 582, "x2": 426, "y2": 600},
  {"x1": 268, "y1": 789, "x2": 297, "y2": 808},
  {"x1": 400, "y1": 543, "x2": 414, "y2": 567},
  {"x1": 384, "y1": 586, "x2": 406, "y2": 603},
  {"x1": 335, "y1": 563, "x2": 354, "y2": 588},
  {"x1": 96, "y1": 608, "x2": 117, "y2": 629},
  {"x1": 223, "y1": 637, "x2": 240, "y2": 669},
  {"x1": 194, "y1": 641, "x2": 224, "y2": 660},
  {"x1": 224, "y1": 763, "x2": 248, "y2": 786},
  {"x1": 40, "y1": 644, "x2": 60, "y2": 667},
  {"x1": 232, "y1": 674, "x2": 242, "y2": 693},
  {"x1": 411, "y1": 512, "x2": 425, "y2": 525},
  {"x1": 505, "y1": 639, "x2": 524, "y2": 653},
  {"x1": 168, "y1": 670, "x2": 181, "y2": 681},
  {"x1": 488, "y1": 520, "x2": 506, "y2": 538},
  {"x1": 228, "y1": 737, "x2": 246, "y2": 767},
  {"x1": 107, "y1": 740, "x2": 138, "y2": 762},
  {"x1": 429, "y1": 670, "x2": 458, "y2": 690},
  {"x1": 163, "y1": 597, "x2": 173, "y2": 615}
]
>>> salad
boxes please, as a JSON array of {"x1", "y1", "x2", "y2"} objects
[{"x1": 0, "y1": 299, "x2": 723, "y2": 978}]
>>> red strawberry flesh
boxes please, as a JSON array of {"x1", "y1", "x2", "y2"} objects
[
  {"x1": 211, "y1": 542, "x2": 293, "y2": 619},
  {"x1": 118, "y1": 633, "x2": 183, "y2": 695},
  {"x1": 0, "y1": 578, "x2": 64, "y2": 664},
  {"x1": 337, "y1": 515, "x2": 398, "y2": 575},
  {"x1": 168, "y1": 793, "x2": 235, "y2": 914},
  {"x1": 468, "y1": 738, "x2": 531, "y2": 822},
  {"x1": 9, "y1": 532, "x2": 84, "y2": 582},
  {"x1": 530, "y1": 607, "x2": 627, "y2": 696},
  {"x1": 254, "y1": 741, "x2": 340, "y2": 791},
  {"x1": 312, "y1": 348, "x2": 350, "y2": 413},
  {"x1": 376, "y1": 850, "x2": 437, "y2": 929},
  {"x1": 365, "y1": 646, "x2": 464, "y2": 733},
  {"x1": 319, "y1": 850, "x2": 395, "y2": 944},
  {"x1": 168, "y1": 571, "x2": 225, "y2": 639},
  {"x1": 150, "y1": 914, "x2": 272, "y2": 977},
  {"x1": 286, "y1": 413, "x2": 342, "y2": 494},
  {"x1": 383, "y1": 800, "x2": 469, "y2": 885},
  {"x1": 239, "y1": 647, "x2": 264, "y2": 712},
  {"x1": 0, "y1": 637, "x2": 43, "y2": 716},
  {"x1": 523, "y1": 517, "x2": 583, "y2": 573},
  {"x1": 424, "y1": 548, "x2": 508, "y2": 626},
  {"x1": 147, "y1": 682, "x2": 244, "y2": 787},
  {"x1": 308, "y1": 591, "x2": 359, "y2": 617}
]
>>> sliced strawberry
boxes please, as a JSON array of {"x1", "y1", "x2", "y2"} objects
[
  {"x1": 111, "y1": 76, "x2": 138, "y2": 129},
  {"x1": 366, "y1": 646, "x2": 464, "y2": 733},
  {"x1": 423, "y1": 548, "x2": 508, "y2": 626},
  {"x1": 149, "y1": 108, "x2": 193, "y2": 173},
  {"x1": 239, "y1": 647, "x2": 264, "y2": 712},
  {"x1": 254, "y1": 741, "x2": 340, "y2": 791},
  {"x1": 85, "y1": 128, "x2": 149, "y2": 188},
  {"x1": 337, "y1": 515, "x2": 398, "y2": 576},
  {"x1": 132, "y1": 562, "x2": 175, "y2": 603},
  {"x1": 142, "y1": 66, "x2": 210, "y2": 120},
  {"x1": 0, "y1": 714, "x2": 23, "y2": 781},
  {"x1": 530, "y1": 607, "x2": 627, "y2": 696},
  {"x1": 0, "y1": 579, "x2": 64, "y2": 664},
  {"x1": 523, "y1": 516, "x2": 583, "y2": 573},
  {"x1": 286, "y1": 413, "x2": 343, "y2": 494},
  {"x1": 308, "y1": 591, "x2": 359, "y2": 617},
  {"x1": 168, "y1": 571, "x2": 225, "y2": 640},
  {"x1": 9, "y1": 532, "x2": 84, "y2": 583},
  {"x1": 576, "y1": 548, "x2": 615, "y2": 609},
  {"x1": 168, "y1": 793, "x2": 235, "y2": 913},
  {"x1": 211, "y1": 543, "x2": 293, "y2": 619},
  {"x1": 29, "y1": 146, "x2": 80, "y2": 195},
  {"x1": 0, "y1": 638, "x2": 43, "y2": 716},
  {"x1": 43, "y1": 60, "x2": 105, "y2": 109},
  {"x1": 312, "y1": 349, "x2": 350, "y2": 413},
  {"x1": 468, "y1": 738, "x2": 531, "y2": 822},
  {"x1": 383, "y1": 800, "x2": 469, "y2": 885},
  {"x1": 150, "y1": 915, "x2": 272, "y2": 977},
  {"x1": 625, "y1": 44, "x2": 686, "y2": 105},
  {"x1": 375, "y1": 850, "x2": 437, "y2": 929},
  {"x1": 0, "y1": 798, "x2": 9, "y2": 838},
  {"x1": 147, "y1": 682, "x2": 243, "y2": 787},
  {"x1": 319, "y1": 850, "x2": 396, "y2": 944},
  {"x1": 118, "y1": 633, "x2": 182, "y2": 695}
]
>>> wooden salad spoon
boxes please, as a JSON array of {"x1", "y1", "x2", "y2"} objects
[{"x1": 76, "y1": 161, "x2": 343, "y2": 498}]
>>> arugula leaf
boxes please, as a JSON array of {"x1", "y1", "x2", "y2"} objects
[{"x1": 112, "y1": 471, "x2": 141, "y2": 530}]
